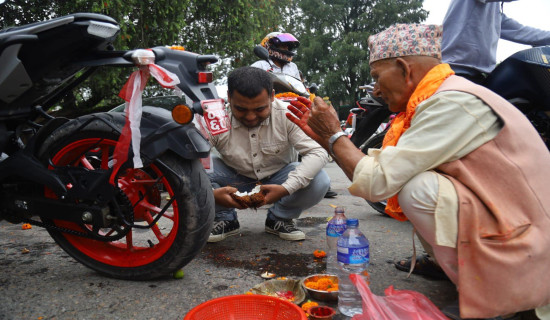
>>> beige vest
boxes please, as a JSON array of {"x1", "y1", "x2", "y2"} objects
[{"x1": 435, "y1": 76, "x2": 550, "y2": 318}]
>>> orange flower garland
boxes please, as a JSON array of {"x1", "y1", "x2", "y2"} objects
[{"x1": 275, "y1": 92, "x2": 300, "y2": 99}]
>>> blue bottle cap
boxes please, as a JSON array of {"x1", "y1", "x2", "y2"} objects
[{"x1": 346, "y1": 218, "x2": 358, "y2": 226}]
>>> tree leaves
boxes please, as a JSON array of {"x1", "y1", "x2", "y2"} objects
[
  {"x1": 292, "y1": 0, "x2": 427, "y2": 106},
  {"x1": 0, "y1": 0, "x2": 427, "y2": 112},
  {"x1": 0, "y1": 0, "x2": 287, "y2": 113}
]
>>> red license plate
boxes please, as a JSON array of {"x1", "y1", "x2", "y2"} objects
[{"x1": 201, "y1": 99, "x2": 230, "y2": 135}]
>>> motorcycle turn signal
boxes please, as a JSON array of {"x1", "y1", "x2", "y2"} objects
[{"x1": 172, "y1": 104, "x2": 194, "y2": 124}]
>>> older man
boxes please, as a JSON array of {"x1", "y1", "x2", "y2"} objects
[{"x1": 287, "y1": 24, "x2": 550, "y2": 319}]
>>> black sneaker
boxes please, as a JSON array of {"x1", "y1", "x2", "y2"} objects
[
  {"x1": 207, "y1": 220, "x2": 240, "y2": 243},
  {"x1": 324, "y1": 188, "x2": 338, "y2": 198},
  {"x1": 265, "y1": 214, "x2": 305, "y2": 241}
]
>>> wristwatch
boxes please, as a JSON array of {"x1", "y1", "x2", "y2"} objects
[{"x1": 328, "y1": 131, "x2": 347, "y2": 157}]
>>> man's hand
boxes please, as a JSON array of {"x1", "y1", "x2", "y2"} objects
[
  {"x1": 260, "y1": 184, "x2": 290, "y2": 204},
  {"x1": 286, "y1": 96, "x2": 343, "y2": 149},
  {"x1": 213, "y1": 186, "x2": 248, "y2": 209},
  {"x1": 286, "y1": 96, "x2": 322, "y2": 143}
]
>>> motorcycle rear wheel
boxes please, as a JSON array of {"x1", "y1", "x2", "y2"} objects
[
  {"x1": 38, "y1": 116, "x2": 214, "y2": 280},
  {"x1": 360, "y1": 131, "x2": 389, "y2": 216}
]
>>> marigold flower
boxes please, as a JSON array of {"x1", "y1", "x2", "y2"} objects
[
  {"x1": 313, "y1": 250, "x2": 326, "y2": 258},
  {"x1": 305, "y1": 281, "x2": 320, "y2": 290},
  {"x1": 301, "y1": 300, "x2": 319, "y2": 311},
  {"x1": 305, "y1": 276, "x2": 338, "y2": 292},
  {"x1": 327, "y1": 284, "x2": 339, "y2": 292}
]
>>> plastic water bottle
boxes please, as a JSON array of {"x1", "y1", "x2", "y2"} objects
[
  {"x1": 337, "y1": 218, "x2": 370, "y2": 317},
  {"x1": 325, "y1": 207, "x2": 347, "y2": 275}
]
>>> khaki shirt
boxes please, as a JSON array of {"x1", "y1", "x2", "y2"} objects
[
  {"x1": 349, "y1": 90, "x2": 502, "y2": 247},
  {"x1": 209, "y1": 99, "x2": 329, "y2": 194}
]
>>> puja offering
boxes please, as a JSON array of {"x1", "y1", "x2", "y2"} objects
[
  {"x1": 231, "y1": 185, "x2": 265, "y2": 208},
  {"x1": 306, "y1": 305, "x2": 336, "y2": 320},
  {"x1": 301, "y1": 274, "x2": 339, "y2": 302},
  {"x1": 250, "y1": 278, "x2": 306, "y2": 305}
]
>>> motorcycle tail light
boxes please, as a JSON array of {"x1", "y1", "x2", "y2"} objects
[
  {"x1": 87, "y1": 21, "x2": 120, "y2": 38},
  {"x1": 132, "y1": 49, "x2": 155, "y2": 66},
  {"x1": 198, "y1": 72, "x2": 213, "y2": 83},
  {"x1": 172, "y1": 104, "x2": 193, "y2": 124}
]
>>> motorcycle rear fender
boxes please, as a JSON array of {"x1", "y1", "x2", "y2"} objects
[
  {"x1": 485, "y1": 46, "x2": 550, "y2": 111},
  {"x1": 2, "y1": 110, "x2": 209, "y2": 196},
  {"x1": 98, "y1": 109, "x2": 211, "y2": 163}
]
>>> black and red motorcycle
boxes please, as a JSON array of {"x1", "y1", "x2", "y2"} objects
[{"x1": 0, "y1": 13, "x2": 223, "y2": 280}]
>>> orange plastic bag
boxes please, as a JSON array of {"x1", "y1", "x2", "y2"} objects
[{"x1": 349, "y1": 274, "x2": 448, "y2": 320}]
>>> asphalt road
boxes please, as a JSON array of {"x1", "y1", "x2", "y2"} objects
[{"x1": 0, "y1": 162, "x2": 457, "y2": 320}]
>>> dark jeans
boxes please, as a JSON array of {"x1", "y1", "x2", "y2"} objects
[
  {"x1": 449, "y1": 64, "x2": 487, "y2": 85},
  {"x1": 208, "y1": 156, "x2": 330, "y2": 222}
]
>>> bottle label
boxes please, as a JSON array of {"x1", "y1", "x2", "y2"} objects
[
  {"x1": 326, "y1": 223, "x2": 347, "y2": 237},
  {"x1": 337, "y1": 245, "x2": 369, "y2": 264}
]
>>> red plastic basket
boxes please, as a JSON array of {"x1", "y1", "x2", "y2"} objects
[{"x1": 184, "y1": 294, "x2": 307, "y2": 320}]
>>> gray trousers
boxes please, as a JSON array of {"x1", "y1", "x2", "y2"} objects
[{"x1": 208, "y1": 156, "x2": 330, "y2": 222}]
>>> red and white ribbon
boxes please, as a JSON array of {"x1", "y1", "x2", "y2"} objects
[{"x1": 110, "y1": 64, "x2": 180, "y2": 184}]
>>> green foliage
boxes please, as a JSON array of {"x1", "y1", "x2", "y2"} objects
[
  {"x1": 0, "y1": 0, "x2": 288, "y2": 112},
  {"x1": 0, "y1": 0, "x2": 428, "y2": 111},
  {"x1": 293, "y1": 0, "x2": 428, "y2": 105}
]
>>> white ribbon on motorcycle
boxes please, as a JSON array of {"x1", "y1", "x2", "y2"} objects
[{"x1": 110, "y1": 64, "x2": 180, "y2": 185}]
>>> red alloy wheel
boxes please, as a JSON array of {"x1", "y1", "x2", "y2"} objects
[{"x1": 46, "y1": 138, "x2": 179, "y2": 267}]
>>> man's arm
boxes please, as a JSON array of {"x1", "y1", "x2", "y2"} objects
[
  {"x1": 286, "y1": 96, "x2": 366, "y2": 181},
  {"x1": 282, "y1": 123, "x2": 329, "y2": 194},
  {"x1": 289, "y1": 92, "x2": 502, "y2": 202},
  {"x1": 500, "y1": 14, "x2": 550, "y2": 46}
]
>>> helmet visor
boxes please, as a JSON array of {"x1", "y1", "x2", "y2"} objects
[
  {"x1": 277, "y1": 33, "x2": 298, "y2": 43},
  {"x1": 271, "y1": 33, "x2": 300, "y2": 51}
]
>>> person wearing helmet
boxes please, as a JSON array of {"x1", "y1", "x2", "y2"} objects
[
  {"x1": 442, "y1": 0, "x2": 550, "y2": 84},
  {"x1": 252, "y1": 31, "x2": 339, "y2": 199},
  {"x1": 251, "y1": 32, "x2": 301, "y2": 80}
]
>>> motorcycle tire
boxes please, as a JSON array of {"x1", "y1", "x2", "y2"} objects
[
  {"x1": 38, "y1": 115, "x2": 215, "y2": 280},
  {"x1": 360, "y1": 131, "x2": 389, "y2": 216}
]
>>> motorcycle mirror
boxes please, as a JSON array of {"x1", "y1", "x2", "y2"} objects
[
  {"x1": 309, "y1": 83, "x2": 318, "y2": 95},
  {"x1": 254, "y1": 45, "x2": 270, "y2": 61}
]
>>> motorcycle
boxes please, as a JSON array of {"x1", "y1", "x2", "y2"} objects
[
  {"x1": 353, "y1": 45, "x2": 550, "y2": 215},
  {"x1": 484, "y1": 46, "x2": 550, "y2": 149},
  {"x1": 347, "y1": 84, "x2": 393, "y2": 147},
  {"x1": 0, "y1": 13, "x2": 222, "y2": 280}
]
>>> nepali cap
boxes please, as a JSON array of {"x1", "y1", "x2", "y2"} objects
[{"x1": 368, "y1": 24, "x2": 442, "y2": 64}]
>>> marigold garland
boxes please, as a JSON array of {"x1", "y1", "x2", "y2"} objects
[
  {"x1": 275, "y1": 92, "x2": 299, "y2": 99},
  {"x1": 275, "y1": 92, "x2": 315, "y2": 101}
]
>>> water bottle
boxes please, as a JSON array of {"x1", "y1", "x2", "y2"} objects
[
  {"x1": 325, "y1": 207, "x2": 347, "y2": 275},
  {"x1": 336, "y1": 218, "x2": 370, "y2": 317}
]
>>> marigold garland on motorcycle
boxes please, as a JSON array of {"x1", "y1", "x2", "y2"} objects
[{"x1": 0, "y1": 13, "x2": 219, "y2": 280}]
